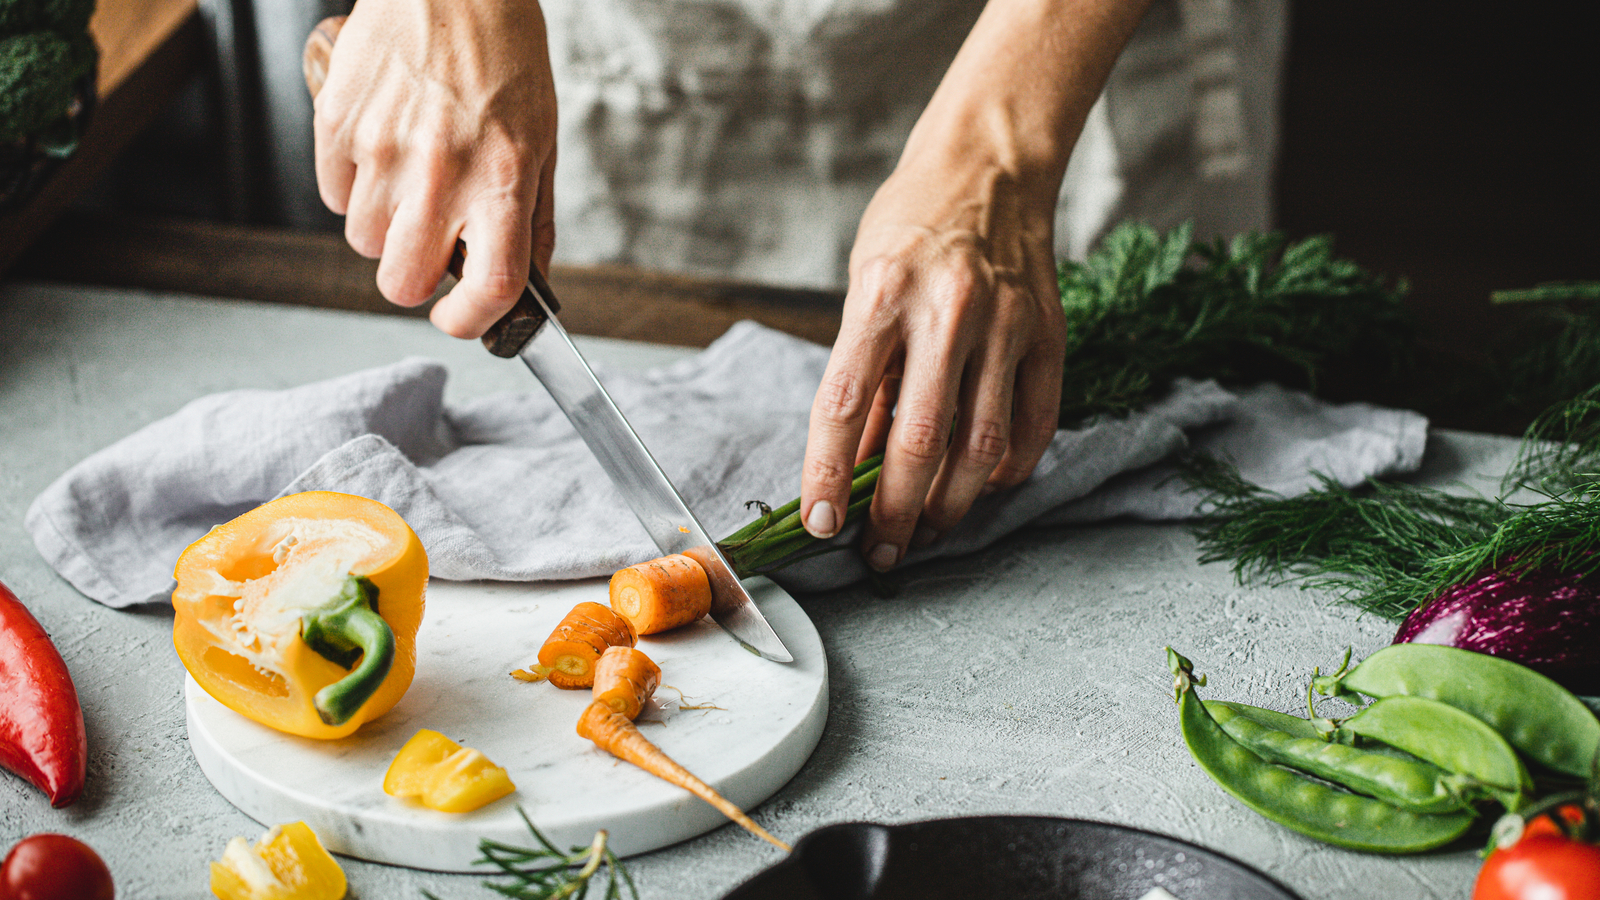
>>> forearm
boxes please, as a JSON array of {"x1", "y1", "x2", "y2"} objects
[{"x1": 902, "y1": 0, "x2": 1154, "y2": 208}]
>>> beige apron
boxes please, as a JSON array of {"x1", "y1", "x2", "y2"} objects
[{"x1": 543, "y1": 0, "x2": 1287, "y2": 289}]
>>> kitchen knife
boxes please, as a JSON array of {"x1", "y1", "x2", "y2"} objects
[{"x1": 304, "y1": 19, "x2": 793, "y2": 662}]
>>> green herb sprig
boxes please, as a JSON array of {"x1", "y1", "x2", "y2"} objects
[
  {"x1": 425, "y1": 810, "x2": 637, "y2": 900},
  {"x1": 1188, "y1": 383, "x2": 1600, "y2": 619},
  {"x1": 1056, "y1": 221, "x2": 1414, "y2": 426}
]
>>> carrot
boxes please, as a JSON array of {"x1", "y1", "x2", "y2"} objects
[
  {"x1": 576, "y1": 701, "x2": 789, "y2": 852},
  {"x1": 592, "y1": 646, "x2": 661, "y2": 721},
  {"x1": 608, "y1": 555, "x2": 711, "y2": 635},
  {"x1": 536, "y1": 602, "x2": 637, "y2": 690}
]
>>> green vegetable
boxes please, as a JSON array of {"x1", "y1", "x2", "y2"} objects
[
  {"x1": 719, "y1": 455, "x2": 880, "y2": 576},
  {"x1": 1167, "y1": 648, "x2": 1476, "y2": 854},
  {"x1": 1314, "y1": 644, "x2": 1600, "y2": 779},
  {"x1": 1329, "y1": 695, "x2": 1531, "y2": 811},
  {"x1": 0, "y1": 0, "x2": 96, "y2": 37},
  {"x1": 1207, "y1": 700, "x2": 1479, "y2": 814},
  {"x1": 1187, "y1": 380, "x2": 1600, "y2": 620},
  {"x1": 1, "y1": 30, "x2": 93, "y2": 145},
  {"x1": 426, "y1": 809, "x2": 637, "y2": 900},
  {"x1": 1055, "y1": 221, "x2": 1413, "y2": 426},
  {"x1": 299, "y1": 575, "x2": 396, "y2": 727}
]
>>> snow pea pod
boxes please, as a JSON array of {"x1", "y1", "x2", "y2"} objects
[
  {"x1": 1207, "y1": 701, "x2": 1477, "y2": 814},
  {"x1": 1314, "y1": 643, "x2": 1600, "y2": 778},
  {"x1": 1170, "y1": 650, "x2": 1475, "y2": 853},
  {"x1": 1332, "y1": 695, "x2": 1531, "y2": 811}
]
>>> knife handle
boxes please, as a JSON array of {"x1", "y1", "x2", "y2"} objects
[{"x1": 303, "y1": 15, "x2": 560, "y2": 359}]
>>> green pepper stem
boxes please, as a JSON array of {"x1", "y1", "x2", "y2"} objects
[{"x1": 301, "y1": 575, "x2": 396, "y2": 726}]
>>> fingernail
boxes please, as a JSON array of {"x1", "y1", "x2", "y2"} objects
[
  {"x1": 912, "y1": 524, "x2": 940, "y2": 548},
  {"x1": 868, "y1": 543, "x2": 899, "y2": 571},
  {"x1": 805, "y1": 501, "x2": 837, "y2": 538}
]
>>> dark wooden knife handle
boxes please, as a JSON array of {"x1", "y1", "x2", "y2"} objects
[{"x1": 303, "y1": 15, "x2": 559, "y2": 359}]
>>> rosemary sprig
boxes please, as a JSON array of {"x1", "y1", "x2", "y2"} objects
[{"x1": 425, "y1": 809, "x2": 637, "y2": 900}]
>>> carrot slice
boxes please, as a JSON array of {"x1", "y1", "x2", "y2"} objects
[
  {"x1": 592, "y1": 646, "x2": 661, "y2": 721},
  {"x1": 536, "y1": 602, "x2": 637, "y2": 690},
  {"x1": 608, "y1": 555, "x2": 712, "y2": 635},
  {"x1": 576, "y1": 701, "x2": 788, "y2": 851}
]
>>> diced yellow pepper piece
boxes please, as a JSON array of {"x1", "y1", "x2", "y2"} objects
[
  {"x1": 383, "y1": 728, "x2": 516, "y2": 813},
  {"x1": 210, "y1": 821, "x2": 346, "y2": 900}
]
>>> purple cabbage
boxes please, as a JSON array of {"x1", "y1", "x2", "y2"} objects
[{"x1": 1394, "y1": 566, "x2": 1600, "y2": 694}]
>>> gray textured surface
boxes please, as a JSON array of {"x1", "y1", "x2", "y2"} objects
[{"x1": 0, "y1": 281, "x2": 1497, "y2": 898}]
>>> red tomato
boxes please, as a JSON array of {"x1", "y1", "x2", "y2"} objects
[
  {"x1": 1473, "y1": 817, "x2": 1600, "y2": 900},
  {"x1": 0, "y1": 834, "x2": 114, "y2": 900}
]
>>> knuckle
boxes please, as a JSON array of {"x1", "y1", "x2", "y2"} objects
[
  {"x1": 987, "y1": 460, "x2": 1033, "y2": 489},
  {"x1": 803, "y1": 456, "x2": 855, "y2": 492},
  {"x1": 812, "y1": 370, "x2": 873, "y2": 424},
  {"x1": 855, "y1": 256, "x2": 915, "y2": 305},
  {"x1": 961, "y1": 419, "x2": 1010, "y2": 467},
  {"x1": 892, "y1": 414, "x2": 949, "y2": 462},
  {"x1": 473, "y1": 270, "x2": 526, "y2": 304}
]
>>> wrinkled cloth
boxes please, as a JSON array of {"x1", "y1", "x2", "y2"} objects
[
  {"x1": 544, "y1": 0, "x2": 1288, "y2": 286},
  {"x1": 27, "y1": 322, "x2": 1427, "y2": 608}
]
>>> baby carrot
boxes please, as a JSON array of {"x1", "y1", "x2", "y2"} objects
[
  {"x1": 608, "y1": 555, "x2": 712, "y2": 635},
  {"x1": 576, "y1": 701, "x2": 789, "y2": 852},
  {"x1": 592, "y1": 646, "x2": 661, "y2": 721},
  {"x1": 537, "y1": 602, "x2": 637, "y2": 690}
]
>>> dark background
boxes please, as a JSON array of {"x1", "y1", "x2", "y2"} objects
[
  {"x1": 1276, "y1": 3, "x2": 1596, "y2": 360},
  {"x1": 22, "y1": 1, "x2": 1600, "y2": 431}
]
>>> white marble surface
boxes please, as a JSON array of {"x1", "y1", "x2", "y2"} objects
[{"x1": 185, "y1": 576, "x2": 826, "y2": 871}]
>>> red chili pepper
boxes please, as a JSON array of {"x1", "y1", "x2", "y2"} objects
[{"x1": 0, "y1": 579, "x2": 87, "y2": 808}]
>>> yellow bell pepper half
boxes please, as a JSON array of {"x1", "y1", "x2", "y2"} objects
[
  {"x1": 173, "y1": 491, "x2": 428, "y2": 739},
  {"x1": 384, "y1": 728, "x2": 516, "y2": 813},
  {"x1": 210, "y1": 821, "x2": 346, "y2": 900}
]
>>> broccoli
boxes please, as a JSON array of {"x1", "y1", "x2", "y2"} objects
[
  {"x1": 0, "y1": 0, "x2": 95, "y2": 37},
  {"x1": 1, "y1": 30, "x2": 94, "y2": 142}
]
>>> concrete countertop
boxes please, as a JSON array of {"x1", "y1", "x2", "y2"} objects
[{"x1": 0, "y1": 281, "x2": 1501, "y2": 899}]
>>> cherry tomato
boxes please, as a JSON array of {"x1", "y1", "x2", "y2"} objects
[
  {"x1": 1473, "y1": 810, "x2": 1600, "y2": 900},
  {"x1": 0, "y1": 834, "x2": 114, "y2": 900}
]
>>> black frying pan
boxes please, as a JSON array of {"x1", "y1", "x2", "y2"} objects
[{"x1": 720, "y1": 816, "x2": 1305, "y2": 900}]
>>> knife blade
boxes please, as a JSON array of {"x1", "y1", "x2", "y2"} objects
[
  {"x1": 486, "y1": 262, "x2": 793, "y2": 662},
  {"x1": 303, "y1": 18, "x2": 792, "y2": 662}
]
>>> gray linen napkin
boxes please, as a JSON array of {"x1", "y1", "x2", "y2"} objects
[{"x1": 26, "y1": 321, "x2": 1427, "y2": 608}]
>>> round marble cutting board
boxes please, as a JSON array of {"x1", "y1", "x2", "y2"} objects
[{"x1": 185, "y1": 576, "x2": 827, "y2": 872}]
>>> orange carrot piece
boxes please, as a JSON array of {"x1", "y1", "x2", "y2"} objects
[
  {"x1": 537, "y1": 602, "x2": 637, "y2": 690},
  {"x1": 592, "y1": 646, "x2": 661, "y2": 721},
  {"x1": 576, "y1": 701, "x2": 789, "y2": 852},
  {"x1": 608, "y1": 555, "x2": 712, "y2": 635}
]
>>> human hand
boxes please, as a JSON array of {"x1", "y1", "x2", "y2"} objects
[
  {"x1": 311, "y1": 0, "x2": 557, "y2": 338},
  {"x1": 799, "y1": 144, "x2": 1067, "y2": 572},
  {"x1": 797, "y1": 0, "x2": 1153, "y2": 571}
]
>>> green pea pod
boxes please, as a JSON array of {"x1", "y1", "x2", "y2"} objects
[
  {"x1": 1333, "y1": 695, "x2": 1531, "y2": 811},
  {"x1": 1207, "y1": 701, "x2": 1480, "y2": 814},
  {"x1": 1169, "y1": 650, "x2": 1476, "y2": 854},
  {"x1": 1314, "y1": 644, "x2": 1600, "y2": 779}
]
